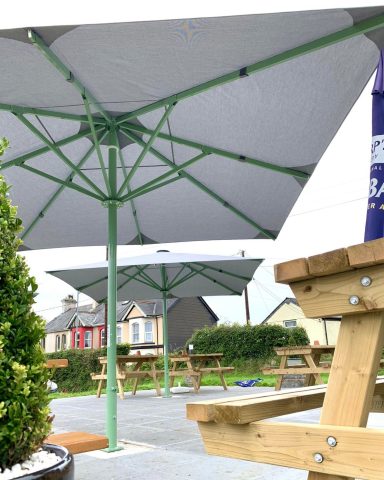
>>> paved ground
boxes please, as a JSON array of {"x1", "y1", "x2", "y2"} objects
[{"x1": 50, "y1": 386, "x2": 384, "y2": 480}]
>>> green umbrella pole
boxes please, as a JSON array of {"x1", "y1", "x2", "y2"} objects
[
  {"x1": 105, "y1": 131, "x2": 121, "y2": 452},
  {"x1": 161, "y1": 264, "x2": 171, "y2": 398}
]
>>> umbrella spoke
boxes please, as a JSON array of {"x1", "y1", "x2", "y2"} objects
[
  {"x1": 15, "y1": 114, "x2": 107, "y2": 199},
  {"x1": 116, "y1": 103, "x2": 176, "y2": 197},
  {"x1": 137, "y1": 268, "x2": 162, "y2": 290},
  {"x1": 28, "y1": 29, "x2": 112, "y2": 124},
  {"x1": 168, "y1": 264, "x2": 206, "y2": 290},
  {"x1": 166, "y1": 264, "x2": 188, "y2": 289},
  {"x1": 120, "y1": 129, "x2": 276, "y2": 239},
  {"x1": 19, "y1": 163, "x2": 104, "y2": 201},
  {"x1": 21, "y1": 131, "x2": 108, "y2": 240},
  {"x1": 116, "y1": 14, "x2": 384, "y2": 123},
  {"x1": 83, "y1": 95, "x2": 111, "y2": 196},
  {"x1": 187, "y1": 264, "x2": 242, "y2": 295},
  {"x1": 0, "y1": 102, "x2": 105, "y2": 124},
  {"x1": 192, "y1": 261, "x2": 260, "y2": 282},
  {"x1": 0, "y1": 126, "x2": 104, "y2": 172},
  {"x1": 121, "y1": 122, "x2": 309, "y2": 180},
  {"x1": 116, "y1": 136, "x2": 144, "y2": 246}
]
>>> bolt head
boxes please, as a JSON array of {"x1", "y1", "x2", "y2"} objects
[
  {"x1": 327, "y1": 436, "x2": 337, "y2": 447},
  {"x1": 349, "y1": 295, "x2": 360, "y2": 305},
  {"x1": 313, "y1": 453, "x2": 324, "y2": 463},
  {"x1": 360, "y1": 276, "x2": 372, "y2": 287}
]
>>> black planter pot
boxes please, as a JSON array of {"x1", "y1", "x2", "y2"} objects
[{"x1": 18, "y1": 444, "x2": 74, "y2": 480}]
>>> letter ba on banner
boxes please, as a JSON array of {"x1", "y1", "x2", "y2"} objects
[{"x1": 365, "y1": 51, "x2": 384, "y2": 241}]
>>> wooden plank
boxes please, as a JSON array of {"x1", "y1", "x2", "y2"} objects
[
  {"x1": 274, "y1": 347, "x2": 313, "y2": 356},
  {"x1": 265, "y1": 367, "x2": 330, "y2": 375},
  {"x1": 274, "y1": 258, "x2": 311, "y2": 284},
  {"x1": 187, "y1": 379, "x2": 384, "y2": 423},
  {"x1": 197, "y1": 367, "x2": 234, "y2": 373},
  {"x1": 45, "y1": 432, "x2": 108, "y2": 454},
  {"x1": 307, "y1": 311, "x2": 384, "y2": 480},
  {"x1": 45, "y1": 359, "x2": 68, "y2": 368},
  {"x1": 198, "y1": 420, "x2": 384, "y2": 480},
  {"x1": 91, "y1": 374, "x2": 126, "y2": 380},
  {"x1": 169, "y1": 370, "x2": 200, "y2": 377},
  {"x1": 291, "y1": 264, "x2": 384, "y2": 317},
  {"x1": 307, "y1": 248, "x2": 352, "y2": 277},
  {"x1": 347, "y1": 238, "x2": 384, "y2": 268}
]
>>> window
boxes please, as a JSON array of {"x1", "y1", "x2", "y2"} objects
[
  {"x1": 116, "y1": 325, "x2": 122, "y2": 345},
  {"x1": 41, "y1": 337, "x2": 46, "y2": 350},
  {"x1": 132, "y1": 323, "x2": 139, "y2": 343},
  {"x1": 84, "y1": 331, "x2": 92, "y2": 348},
  {"x1": 284, "y1": 320, "x2": 297, "y2": 328},
  {"x1": 55, "y1": 335, "x2": 61, "y2": 352},
  {"x1": 144, "y1": 321, "x2": 153, "y2": 343},
  {"x1": 100, "y1": 329, "x2": 106, "y2": 347},
  {"x1": 74, "y1": 331, "x2": 80, "y2": 348},
  {"x1": 62, "y1": 334, "x2": 67, "y2": 350}
]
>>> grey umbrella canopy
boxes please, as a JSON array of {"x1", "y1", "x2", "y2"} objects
[
  {"x1": 1, "y1": 6, "x2": 384, "y2": 449},
  {"x1": 47, "y1": 251, "x2": 263, "y2": 397}
]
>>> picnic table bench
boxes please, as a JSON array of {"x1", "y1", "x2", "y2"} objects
[
  {"x1": 169, "y1": 353, "x2": 234, "y2": 393},
  {"x1": 91, "y1": 354, "x2": 162, "y2": 398},
  {"x1": 263, "y1": 344, "x2": 335, "y2": 390},
  {"x1": 188, "y1": 238, "x2": 384, "y2": 479}
]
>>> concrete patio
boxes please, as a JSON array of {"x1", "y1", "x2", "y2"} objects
[{"x1": 50, "y1": 386, "x2": 384, "y2": 480}]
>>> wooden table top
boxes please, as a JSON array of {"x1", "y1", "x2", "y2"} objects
[
  {"x1": 274, "y1": 345, "x2": 335, "y2": 355},
  {"x1": 98, "y1": 354, "x2": 159, "y2": 363},
  {"x1": 170, "y1": 353, "x2": 224, "y2": 360}
]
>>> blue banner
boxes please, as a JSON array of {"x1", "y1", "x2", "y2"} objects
[{"x1": 365, "y1": 51, "x2": 384, "y2": 241}]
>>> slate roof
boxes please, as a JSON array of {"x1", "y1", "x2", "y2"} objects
[{"x1": 131, "y1": 299, "x2": 179, "y2": 317}]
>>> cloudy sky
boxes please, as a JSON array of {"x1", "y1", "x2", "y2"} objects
[{"x1": 1, "y1": 0, "x2": 376, "y2": 323}]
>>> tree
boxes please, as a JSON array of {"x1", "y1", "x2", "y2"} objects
[{"x1": 0, "y1": 162, "x2": 50, "y2": 469}]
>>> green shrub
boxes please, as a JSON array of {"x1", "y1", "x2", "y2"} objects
[
  {"x1": 45, "y1": 343, "x2": 130, "y2": 392},
  {"x1": 0, "y1": 174, "x2": 50, "y2": 469},
  {"x1": 186, "y1": 324, "x2": 309, "y2": 363}
]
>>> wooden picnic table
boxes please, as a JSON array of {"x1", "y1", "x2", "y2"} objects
[
  {"x1": 169, "y1": 353, "x2": 234, "y2": 393},
  {"x1": 264, "y1": 344, "x2": 335, "y2": 390},
  {"x1": 91, "y1": 354, "x2": 162, "y2": 399}
]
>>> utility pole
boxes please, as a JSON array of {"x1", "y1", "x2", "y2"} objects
[{"x1": 241, "y1": 250, "x2": 251, "y2": 325}]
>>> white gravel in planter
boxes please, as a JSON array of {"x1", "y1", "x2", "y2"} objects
[{"x1": 0, "y1": 449, "x2": 62, "y2": 479}]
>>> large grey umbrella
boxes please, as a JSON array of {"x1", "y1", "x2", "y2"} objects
[
  {"x1": 47, "y1": 250, "x2": 262, "y2": 397},
  {"x1": 1, "y1": 7, "x2": 384, "y2": 449}
]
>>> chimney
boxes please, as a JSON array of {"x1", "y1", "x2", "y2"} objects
[{"x1": 61, "y1": 294, "x2": 77, "y2": 313}]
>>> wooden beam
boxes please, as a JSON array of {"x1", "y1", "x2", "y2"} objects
[
  {"x1": 347, "y1": 238, "x2": 384, "y2": 268},
  {"x1": 274, "y1": 258, "x2": 311, "y2": 284},
  {"x1": 187, "y1": 379, "x2": 384, "y2": 424},
  {"x1": 307, "y1": 248, "x2": 352, "y2": 277},
  {"x1": 198, "y1": 421, "x2": 384, "y2": 480},
  {"x1": 290, "y1": 264, "x2": 384, "y2": 317},
  {"x1": 45, "y1": 432, "x2": 108, "y2": 454}
]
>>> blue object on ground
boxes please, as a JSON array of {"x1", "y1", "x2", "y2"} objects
[{"x1": 234, "y1": 378, "x2": 263, "y2": 387}]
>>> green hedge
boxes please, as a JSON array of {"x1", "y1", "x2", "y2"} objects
[
  {"x1": 186, "y1": 324, "x2": 309, "y2": 363},
  {"x1": 45, "y1": 344, "x2": 130, "y2": 392}
]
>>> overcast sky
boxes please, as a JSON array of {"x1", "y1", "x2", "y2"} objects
[{"x1": 1, "y1": 0, "x2": 376, "y2": 323}]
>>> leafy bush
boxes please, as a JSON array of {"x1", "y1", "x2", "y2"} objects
[
  {"x1": 186, "y1": 324, "x2": 309, "y2": 363},
  {"x1": 0, "y1": 174, "x2": 50, "y2": 469},
  {"x1": 45, "y1": 343, "x2": 130, "y2": 392}
]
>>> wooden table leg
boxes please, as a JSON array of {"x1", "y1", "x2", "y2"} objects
[
  {"x1": 150, "y1": 361, "x2": 162, "y2": 396},
  {"x1": 307, "y1": 312, "x2": 384, "y2": 480},
  {"x1": 304, "y1": 353, "x2": 323, "y2": 386},
  {"x1": 169, "y1": 361, "x2": 177, "y2": 388},
  {"x1": 275, "y1": 355, "x2": 287, "y2": 391},
  {"x1": 116, "y1": 363, "x2": 125, "y2": 400},
  {"x1": 131, "y1": 360, "x2": 143, "y2": 396},
  {"x1": 187, "y1": 359, "x2": 200, "y2": 393},
  {"x1": 215, "y1": 357, "x2": 228, "y2": 390},
  {"x1": 96, "y1": 364, "x2": 106, "y2": 398}
]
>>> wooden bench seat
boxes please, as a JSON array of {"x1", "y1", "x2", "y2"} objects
[
  {"x1": 197, "y1": 367, "x2": 234, "y2": 373},
  {"x1": 187, "y1": 377, "x2": 384, "y2": 424},
  {"x1": 45, "y1": 432, "x2": 108, "y2": 454},
  {"x1": 169, "y1": 370, "x2": 201, "y2": 377}
]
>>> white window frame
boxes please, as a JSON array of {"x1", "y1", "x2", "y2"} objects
[
  {"x1": 84, "y1": 330, "x2": 92, "y2": 349},
  {"x1": 61, "y1": 333, "x2": 67, "y2": 350},
  {"x1": 284, "y1": 320, "x2": 297, "y2": 328},
  {"x1": 132, "y1": 322, "x2": 140, "y2": 343},
  {"x1": 74, "y1": 331, "x2": 80, "y2": 348},
  {"x1": 116, "y1": 325, "x2": 122, "y2": 345},
  {"x1": 100, "y1": 328, "x2": 106, "y2": 347},
  {"x1": 144, "y1": 321, "x2": 153, "y2": 343},
  {"x1": 55, "y1": 334, "x2": 61, "y2": 351}
]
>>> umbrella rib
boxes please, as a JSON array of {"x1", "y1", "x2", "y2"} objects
[
  {"x1": 116, "y1": 13, "x2": 384, "y2": 123},
  {"x1": 187, "y1": 264, "x2": 241, "y2": 295},
  {"x1": 116, "y1": 104, "x2": 176, "y2": 197},
  {"x1": 166, "y1": 264, "x2": 188, "y2": 289},
  {"x1": 116, "y1": 135, "x2": 144, "y2": 246},
  {"x1": 21, "y1": 131, "x2": 108, "y2": 241},
  {"x1": 14, "y1": 113, "x2": 107, "y2": 199},
  {"x1": 137, "y1": 269, "x2": 162, "y2": 290},
  {"x1": 121, "y1": 123, "x2": 309, "y2": 180},
  {"x1": 168, "y1": 265, "x2": 206, "y2": 290},
  {"x1": 119, "y1": 271, "x2": 158, "y2": 290},
  {"x1": 0, "y1": 102, "x2": 105, "y2": 124},
  {"x1": 83, "y1": 94, "x2": 111, "y2": 196},
  {"x1": 0, "y1": 125, "x2": 104, "y2": 172},
  {"x1": 193, "y1": 261, "x2": 260, "y2": 281},
  {"x1": 19, "y1": 163, "x2": 104, "y2": 201},
  {"x1": 28, "y1": 29, "x2": 112, "y2": 124},
  {"x1": 120, "y1": 129, "x2": 276, "y2": 239}
]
